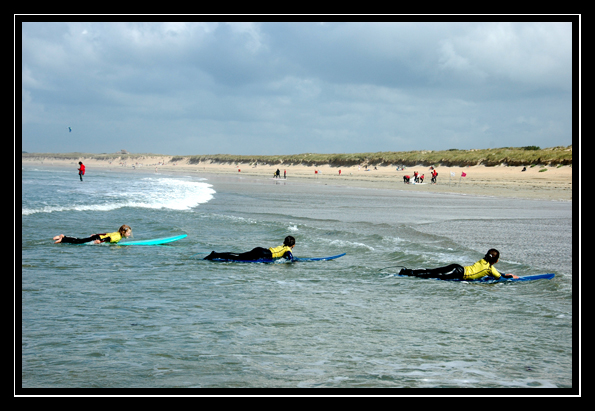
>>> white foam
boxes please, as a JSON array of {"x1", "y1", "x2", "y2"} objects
[{"x1": 22, "y1": 176, "x2": 215, "y2": 215}]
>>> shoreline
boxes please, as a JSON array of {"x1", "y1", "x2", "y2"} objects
[{"x1": 22, "y1": 156, "x2": 573, "y2": 201}]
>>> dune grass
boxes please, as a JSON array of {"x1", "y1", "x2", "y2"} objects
[{"x1": 22, "y1": 145, "x2": 572, "y2": 167}]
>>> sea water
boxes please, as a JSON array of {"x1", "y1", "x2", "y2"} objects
[{"x1": 20, "y1": 166, "x2": 574, "y2": 391}]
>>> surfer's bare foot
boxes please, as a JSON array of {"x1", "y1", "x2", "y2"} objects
[{"x1": 53, "y1": 234, "x2": 64, "y2": 243}]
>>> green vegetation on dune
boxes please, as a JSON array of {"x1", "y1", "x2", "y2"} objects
[{"x1": 22, "y1": 145, "x2": 572, "y2": 167}]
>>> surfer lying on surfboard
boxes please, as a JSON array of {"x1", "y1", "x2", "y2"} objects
[
  {"x1": 53, "y1": 224, "x2": 132, "y2": 244},
  {"x1": 398, "y1": 248, "x2": 519, "y2": 281},
  {"x1": 204, "y1": 236, "x2": 295, "y2": 261}
]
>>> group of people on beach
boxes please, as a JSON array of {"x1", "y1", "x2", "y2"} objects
[
  {"x1": 403, "y1": 171, "x2": 424, "y2": 184},
  {"x1": 399, "y1": 166, "x2": 441, "y2": 185},
  {"x1": 273, "y1": 169, "x2": 287, "y2": 179},
  {"x1": 403, "y1": 169, "x2": 437, "y2": 184}
]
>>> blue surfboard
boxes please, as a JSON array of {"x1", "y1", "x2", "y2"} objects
[
  {"x1": 70, "y1": 234, "x2": 187, "y2": 246},
  {"x1": 207, "y1": 252, "x2": 346, "y2": 263},
  {"x1": 396, "y1": 272, "x2": 555, "y2": 283},
  {"x1": 469, "y1": 273, "x2": 555, "y2": 283},
  {"x1": 116, "y1": 234, "x2": 187, "y2": 246},
  {"x1": 293, "y1": 253, "x2": 346, "y2": 262}
]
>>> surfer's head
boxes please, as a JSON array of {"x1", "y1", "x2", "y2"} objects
[
  {"x1": 283, "y1": 236, "x2": 296, "y2": 248},
  {"x1": 119, "y1": 224, "x2": 132, "y2": 238},
  {"x1": 484, "y1": 249, "x2": 500, "y2": 265}
]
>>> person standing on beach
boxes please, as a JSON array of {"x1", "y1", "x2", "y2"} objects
[
  {"x1": 431, "y1": 169, "x2": 438, "y2": 184},
  {"x1": 78, "y1": 161, "x2": 85, "y2": 182}
]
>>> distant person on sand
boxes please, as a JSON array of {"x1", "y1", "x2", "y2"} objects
[
  {"x1": 204, "y1": 236, "x2": 296, "y2": 261},
  {"x1": 398, "y1": 249, "x2": 519, "y2": 281},
  {"x1": 403, "y1": 175, "x2": 410, "y2": 184},
  {"x1": 522, "y1": 166, "x2": 527, "y2": 172},
  {"x1": 431, "y1": 169, "x2": 438, "y2": 184},
  {"x1": 78, "y1": 161, "x2": 85, "y2": 182},
  {"x1": 53, "y1": 225, "x2": 132, "y2": 244}
]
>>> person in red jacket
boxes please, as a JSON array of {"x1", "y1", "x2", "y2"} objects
[
  {"x1": 78, "y1": 161, "x2": 86, "y2": 182},
  {"x1": 431, "y1": 169, "x2": 438, "y2": 184}
]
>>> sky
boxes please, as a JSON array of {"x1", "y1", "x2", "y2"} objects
[{"x1": 20, "y1": 20, "x2": 576, "y2": 156}]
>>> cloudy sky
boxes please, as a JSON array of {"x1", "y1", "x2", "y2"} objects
[{"x1": 20, "y1": 21, "x2": 575, "y2": 156}]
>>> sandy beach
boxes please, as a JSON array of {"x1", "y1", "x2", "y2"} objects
[{"x1": 22, "y1": 155, "x2": 573, "y2": 201}]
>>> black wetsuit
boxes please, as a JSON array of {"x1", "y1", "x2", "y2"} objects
[
  {"x1": 59, "y1": 232, "x2": 119, "y2": 244},
  {"x1": 204, "y1": 247, "x2": 273, "y2": 261},
  {"x1": 399, "y1": 264, "x2": 465, "y2": 280},
  {"x1": 59, "y1": 234, "x2": 103, "y2": 244}
]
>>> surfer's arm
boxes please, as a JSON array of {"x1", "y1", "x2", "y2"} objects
[
  {"x1": 488, "y1": 266, "x2": 503, "y2": 279},
  {"x1": 492, "y1": 266, "x2": 519, "y2": 279},
  {"x1": 92, "y1": 233, "x2": 110, "y2": 244}
]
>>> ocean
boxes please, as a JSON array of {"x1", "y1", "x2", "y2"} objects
[{"x1": 20, "y1": 165, "x2": 574, "y2": 392}]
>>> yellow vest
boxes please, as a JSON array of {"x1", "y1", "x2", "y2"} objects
[
  {"x1": 269, "y1": 245, "x2": 293, "y2": 258},
  {"x1": 463, "y1": 259, "x2": 501, "y2": 280},
  {"x1": 99, "y1": 231, "x2": 122, "y2": 243}
]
